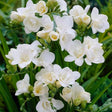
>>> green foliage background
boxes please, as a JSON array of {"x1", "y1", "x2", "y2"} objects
[{"x1": 0, "y1": 0, "x2": 112, "y2": 112}]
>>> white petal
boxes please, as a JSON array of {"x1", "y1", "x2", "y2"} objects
[
  {"x1": 91, "y1": 7, "x2": 99, "y2": 19},
  {"x1": 73, "y1": 71, "x2": 80, "y2": 80},
  {"x1": 85, "y1": 5, "x2": 90, "y2": 13},
  {"x1": 52, "y1": 98, "x2": 64, "y2": 110},
  {"x1": 85, "y1": 58, "x2": 92, "y2": 65},
  {"x1": 75, "y1": 58, "x2": 84, "y2": 66},
  {"x1": 64, "y1": 55, "x2": 75, "y2": 62}
]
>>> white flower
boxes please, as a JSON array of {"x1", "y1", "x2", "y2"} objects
[
  {"x1": 84, "y1": 36, "x2": 105, "y2": 65},
  {"x1": 32, "y1": 49, "x2": 55, "y2": 67},
  {"x1": 64, "y1": 40, "x2": 85, "y2": 66},
  {"x1": 57, "y1": 67, "x2": 80, "y2": 87},
  {"x1": 69, "y1": 5, "x2": 90, "y2": 25},
  {"x1": 15, "y1": 74, "x2": 30, "y2": 96},
  {"x1": 36, "y1": 97, "x2": 64, "y2": 112},
  {"x1": 16, "y1": 0, "x2": 36, "y2": 20},
  {"x1": 91, "y1": 7, "x2": 109, "y2": 34},
  {"x1": 10, "y1": 11, "x2": 23, "y2": 22},
  {"x1": 6, "y1": 48, "x2": 18, "y2": 64},
  {"x1": 42, "y1": 15, "x2": 54, "y2": 32},
  {"x1": 23, "y1": 16, "x2": 42, "y2": 34},
  {"x1": 72, "y1": 82, "x2": 91, "y2": 103},
  {"x1": 54, "y1": 15, "x2": 76, "y2": 51},
  {"x1": 35, "y1": 1, "x2": 48, "y2": 15},
  {"x1": 61, "y1": 82, "x2": 91, "y2": 104},
  {"x1": 56, "y1": 0, "x2": 67, "y2": 12},
  {"x1": 35, "y1": 64, "x2": 61, "y2": 85},
  {"x1": 33, "y1": 81, "x2": 49, "y2": 97},
  {"x1": 6, "y1": 40, "x2": 41, "y2": 68},
  {"x1": 60, "y1": 86, "x2": 72, "y2": 103},
  {"x1": 49, "y1": 31, "x2": 59, "y2": 41},
  {"x1": 37, "y1": 30, "x2": 50, "y2": 40},
  {"x1": 37, "y1": 15, "x2": 53, "y2": 40},
  {"x1": 51, "y1": 98, "x2": 64, "y2": 110}
]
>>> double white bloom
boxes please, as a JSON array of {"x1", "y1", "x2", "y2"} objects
[
  {"x1": 36, "y1": 64, "x2": 80, "y2": 87},
  {"x1": 54, "y1": 15, "x2": 76, "y2": 51},
  {"x1": 6, "y1": 40, "x2": 41, "y2": 68},
  {"x1": 65, "y1": 36, "x2": 104, "y2": 66},
  {"x1": 61, "y1": 82, "x2": 91, "y2": 104},
  {"x1": 70, "y1": 5, "x2": 90, "y2": 25},
  {"x1": 36, "y1": 97, "x2": 64, "y2": 112},
  {"x1": 6, "y1": 41, "x2": 55, "y2": 68},
  {"x1": 84, "y1": 36, "x2": 104, "y2": 65},
  {"x1": 91, "y1": 7, "x2": 109, "y2": 34}
]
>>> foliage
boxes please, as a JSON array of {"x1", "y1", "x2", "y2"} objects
[{"x1": 0, "y1": 0, "x2": 112, "y2": 112}]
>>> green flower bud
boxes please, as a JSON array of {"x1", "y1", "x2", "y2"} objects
[
  {"x1": 88, "y1": 104, "x2": 93, "y2": 111},
  {"x1": 81, "y1": 100, "x2": 87, "y2": 109},
  {"x1": 48, "y1": 83, "x2": 54, "y2": 89},
  {"x1": 24, "y1": 93, "x2": 29, "y2": 97},
  {"x1": 31, "y1": 93, "x2": 35, "y2": 97},
  {"x1": 28, "y1": 85, "x2": 33, "y2": 92},
  {"x1": 52, "y1": 87, "x2": 57, "y2": 93},
  {"x1": 73, "y1": 99, "x2": 81, "y2": 106}
]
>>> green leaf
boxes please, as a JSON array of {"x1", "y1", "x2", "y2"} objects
[
  {"x1": 0, "y1": 29, "x2": 9, "y2": 54},
  {"x1": 91, "y1": 82, "x2": 112, "y2": 105},
  {"x1": 0, "y1": 78, "x2": 19, "y2": 112}
]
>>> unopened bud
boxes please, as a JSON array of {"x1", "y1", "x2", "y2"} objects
[
  {"x1": 81, "y1": 100, "x2": 87, "y2": 109},
  {"x1": 73, "y1": 99, "x2": 81, "y2": 106},
  {"x1": 28, "y1": 86, "x2": 33, "y2": 92}
]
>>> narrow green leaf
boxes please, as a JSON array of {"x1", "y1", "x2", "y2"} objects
[
  {"x1": 91, "y1": 82, "x2": 112, "y2": 105},
  {"x1": 0, "y1": 30, "x2": 9, "y2": 54},
  {"x1": 0, "y1": 78, "x2": 19, "y2": 112},
  {"x1": 82, "y1": 68, "x2": 104, "y2": 90}
]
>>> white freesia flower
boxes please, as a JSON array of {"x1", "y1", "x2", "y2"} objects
[
  {"x1": 69, "y1": 5, "x2": 90, "y2": 25},
  {"x1": 72, "y1": 82, "x2": 91, "y2": 103},
  {"x1": 35, "y1": 64, "x2": 61, "y2": 85},
  {"x1": 6, "y1": 48, "x2": 18, "y2": 64},
  {"x1": 61, "y1": 82, "x2": 91, "y2": 104},
  {"x1": 35, "y1": 1, "x2": 48, "y2": 15},
  {"x1": 15, "y1": 0, "x2": 36, "y2": 21},
  {"x1": 54, "y1": 15, "x2": 76, "y2": 51},
  {"x1": 6, "y1": 40, "x2": 41, "y2": 68},
  {"x1": 60, "y1": 86, "x2": 72, "y2": 103},
  {"x1": 15, "y1": 74, "x2": 30, "y2": 96},
  {"x1": 84, "y1": 36, "x2": 105, "y2": 65},
  {"x1": 57, "y1": 67, "x2": 80, "y2": 87},
  {"x1": 64, "y1": 40, "x2": 85, "y2": 66},
  {"x1": 49, "y1": 31, "x2": 59, "y2": 41},
  {"x1": 51, "y1": 98, "x2": 64, "y2": 110},
  {"x1": 91, "y1": 7, "x2": 109, "y2": 34},
  {"x1": 37, "y1": 30, "x2": 50, "y2": 40},
  {"x1": 36, "y1": 97, "x2": 64, "y2": 112},
  {"x1": 23, "y1": 16, "x2": 42, "y2": 34},
  {"x1": 37, "y1": 15, "x2": 53, "y2": 40},
  {"x1": 33, "y1": 81, "x2": 49, "y2": 97},
  {"x1": 42, "y1": 15, "x2": 54, "y2": 32},
  {"x1": 32, "y1": 49, "x2": 55, "y2": 67},
  {"x1": 56, "y1": 0, "x2": 67, "y2": 12},
  {"x1": 10, "y1": 11, "x2": 23, "y2": 22}
]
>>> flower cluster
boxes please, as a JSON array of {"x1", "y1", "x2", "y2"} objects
[{"x1": 7, "y1": 0, "x2": 109, "y2": 111}]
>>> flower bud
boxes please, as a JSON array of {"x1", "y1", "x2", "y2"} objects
[
  {"x1": 28, "y1": 85, "x2": 33, "y2": 92},
  {"x1": 31, "y1": 93, "x2": 35, "y2": 97},
  {"x1": 81, "y1": 100, "x2": 87, "y2": 109},
  {"x1": 73, "y1": 99, "x2": 81, "y2": 106},
  {"x1": 49, "y1": 31, "x2": 59, "y2": 41}
]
